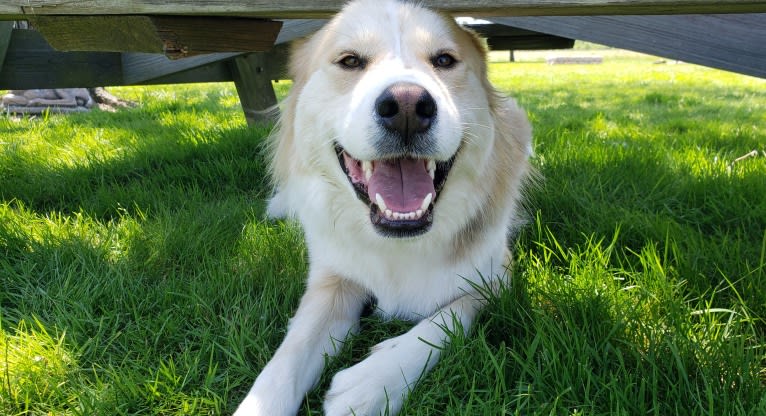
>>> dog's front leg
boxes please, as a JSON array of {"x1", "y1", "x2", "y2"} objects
[
  {"x1": 234, "y1": 273, "x2": 368, "y2": 416},
  {"x1": 324, "y1": 292, "x2": 485, "y2": 416}
]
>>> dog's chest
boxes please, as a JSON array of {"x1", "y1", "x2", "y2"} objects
[{"x1": 309, "y1": 237, "x2": 502, "y2": 319}]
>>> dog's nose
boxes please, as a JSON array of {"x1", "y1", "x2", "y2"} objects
[{"x1": 375, "y1": 82, "x2": 436, "y2": 142}]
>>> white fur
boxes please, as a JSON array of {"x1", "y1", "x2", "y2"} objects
[{"x1": 235, "y1": 1, "x2": 531, "y2": 415}]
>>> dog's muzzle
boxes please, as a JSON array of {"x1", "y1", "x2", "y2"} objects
[{"x1": 336, "y1": 82, "x2": 455, "y2": 238}]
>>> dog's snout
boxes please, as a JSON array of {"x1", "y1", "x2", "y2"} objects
[{"x1": 375, "y1": 82, "x2": 436, "y2": 142}]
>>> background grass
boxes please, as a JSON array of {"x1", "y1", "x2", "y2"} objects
[{"x1": 2, "y1": 52, "x2": 765, "y2": 415}]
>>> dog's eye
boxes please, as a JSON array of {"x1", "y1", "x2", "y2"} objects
[
  {"x1": 432, "y1": 53, "x2": 457, "y2": 69},
  {"x1": 337, "y1": 54, "x2": 366, "y2": 70}
]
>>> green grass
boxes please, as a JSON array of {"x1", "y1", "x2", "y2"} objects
[{"x1": 2, "y1": 55, "x2": 765, "y2": 415}]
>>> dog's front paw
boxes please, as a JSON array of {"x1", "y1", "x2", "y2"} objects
[
  {"x1": 233, "y1": 368, "x2": 301, "y2": 416},
  {"x1": 234, "y1": 387, "x2": 294, "y2": 416},
  {"x1": 324, "y1": 363, "x2": 404, "y2": 416},
  {"x1": 324, "y1": 335, "x2": 431, "y2": 416}
]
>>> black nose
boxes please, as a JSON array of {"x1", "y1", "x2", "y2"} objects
[{"x1": 375, "y1": 82, "x2": 436, "y2": 143}]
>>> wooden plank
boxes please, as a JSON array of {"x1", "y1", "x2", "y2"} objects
[
  {"x1": 30, "y1": 16, "x2": 164, "y2": 53},
  {"x1": 0, "y1": 22, "x2": 12, "y2": 71},
  {"x1": 133, "y1": 60, "x2": 234, "y2": 85},
  {"x1": 131, "y1": 46, "x2": 287, "y2": 86},
  {"x1": 121, "y1": 18, "x2": 308, "y2": 85},
  {"x1": 0, "y1": 28, "x2": 122, "y2": 89},
  {"x1": 2, "y1": 1, "x2": 766, "y2": 19},
  {"x1": 122, "y1": 45, "x2": 286, "y2": 86},
  {"x1": 466, "y1": 24, "x2": 574, "y2": 50},
  {"x1": 122, "y1": 52, "x2": 241, "y2": 84},
  {"x1": 149, "y1": 17, "x2": 281, "y2": 58},
  {"x1": 486, "y1": 34, "x2": 573, "y2": 51},
  {"x1": 274, "y1": 19, "x2": 327, "y2": 44},
  {"x1": 29, "y1": 16, "x2": 282, "y2": 58},
  {"x1": 492, "y1": 14, "x2": 766, "y2": 79},
  {"x1": 0, "y1": 16, "x2": 299, "y2": 90},
  {"x1": 547, "y1": 56, "x2": 603, "y2": 64}
]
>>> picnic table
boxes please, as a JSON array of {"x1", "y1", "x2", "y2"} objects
[{"x1": 2, "y1": 1, "x2": 765, "y2": 123}]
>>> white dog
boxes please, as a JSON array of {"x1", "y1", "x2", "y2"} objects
[{"x1": 235, "y1": 0, "x2": 532, "y2": 414}]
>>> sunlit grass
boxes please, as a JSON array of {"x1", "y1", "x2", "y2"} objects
[{"x1": 2, "y1": 55, "x2": 765, "y2": 415}]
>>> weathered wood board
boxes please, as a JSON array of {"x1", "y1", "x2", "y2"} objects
[
  {"x1": 30, "y1": 16, "x2": 282, "y2": 58},
  {"x1": 467, "y1": 24, "x2": 574, "y2": 50},
  {"x1": 0, "y1": 22, "x2": 12, "y2": 71},
  {"x1": 0, "y1": 19, "x2": 310, "y2": 89},
  {"x1": 0, "y1": 28, "x2": 123, "y2": 88},
  {"x1": 493, "y1": 14, "x2": 766, "y2": 79},
  {"x1": 2, "y1": 0, "x2": 766, "y2": 19}
]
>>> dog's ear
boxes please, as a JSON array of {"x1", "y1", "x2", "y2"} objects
[
  {"x1": 459, "y1": 25, "x2": 491, "y2": 65},
  {"x1": 287, "y1": 36, "x2": 315, "y2": 92},
  {"x1": 453, "y1": 22, "x2": 506, "y2": 108},
  {"x1": 455, "y1": 21, "x2": 533, "y2": 159},
  {"x1": 439, "y1": 15, "x2": 490, "y2": 80},
  {"x1": 268, "y1": 94, "x2": 298, "y2": 197},
  {"x1": 267, "y1": 30, "x2": 326, "y2": 204},
  {"x1": 267, "y1": 40, "x2": 307, "y2": 199}
]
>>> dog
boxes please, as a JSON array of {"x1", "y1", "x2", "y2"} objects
[
  {"x1": 234, "y1": 0, "x2": 532, "y2": 414},
  {"x1": 1, "y1": 89, "x2": 94, "y2": 108}
]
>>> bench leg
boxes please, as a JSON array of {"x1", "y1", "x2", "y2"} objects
[
  {"x1": 229, "y1": 52, "x2": 279, "y2": 125},
  {"x1": 0, "y1": 22, "x2": 13, "y2": 74}
]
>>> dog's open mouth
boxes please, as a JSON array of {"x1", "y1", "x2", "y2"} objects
[{"x1": 336, "y1": 145, "x2": 454, "y2": 238}]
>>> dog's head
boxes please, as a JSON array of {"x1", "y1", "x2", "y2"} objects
[{"x1": 270, "y1": 0, "x2": 527, "y2": 240}]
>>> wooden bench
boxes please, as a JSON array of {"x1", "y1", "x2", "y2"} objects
[
  {"x1": 2, "y1": 1, "x2": 766, "y2": 123},
  {"x1": 547, "y1": 56, "x2": 603, "y2": 64}
]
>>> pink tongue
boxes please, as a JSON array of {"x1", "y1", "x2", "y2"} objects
[{"x1": 368, "y1": 159, "x2": 434, "y2": 213}]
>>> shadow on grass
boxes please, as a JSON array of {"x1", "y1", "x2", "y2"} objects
[
  {"x1": 1, "y1": 102, "x2": 289, "y2": 413},
  {"x1": 1, "y1": 191, "x2": 306, "y2": 415},
  {"x1": 1, "y1": 110, "x2": 273, "y2": 219},
  {"x1": 1, "y1": 74, "x2": 765, "y2": 414}
]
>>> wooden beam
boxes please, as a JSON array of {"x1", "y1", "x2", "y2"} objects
[
  {"x1": 0, "y1": 22, "x2": 12, "y2": 71},
  {"x1": 29, "y1": 16, "x2": 164, "y2": 54},
  {"x1": 2, "y1": 1, "x2": 766, "y2": 20},
  {"x1": 29, "y1": 16, "x2": 282, "y2": 58},
  {"x1": 121, "y1": 17, "x2": 309, "y2": 85},
  {"x1": 132, "y1": 59, "x2": 234, "y2": 85},
  {"x1": 0, "y1": 16, "x2": 301, "y2": 90},
  {"x1": 274, "y1": 19, "x2": 327, "y2": 44},
  {"x1": 122, "y1": 52, "x2": 242, "y2": 84},
  {"x1": 467, "y1": 24, "x2": 574, "y2": 50},
  {"x1": 149, "y1": 16, "x2": 281, "y2": 57},
  {"x1": 492, "y1": 14, "x2": 766, "y2": 79},
  {"x1": 123, "y1": 45, "x2": 289, "y2": 86},
  {"x1": 128, "y1": 44, "x2": 288, "y2": 86},
  {"x1": 0, "y1": 28, "x2": 122, "y2": 89}
]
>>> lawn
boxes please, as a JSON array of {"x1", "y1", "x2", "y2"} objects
[{"x1": 1, "y1": 53, "x2": 765, "y2": 415}]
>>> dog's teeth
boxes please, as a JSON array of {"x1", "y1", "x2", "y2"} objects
[
  {"x1": 363, "y1": 161, "x2": 373, "y2": 181},
  {"x1": 420, "y1": 193, "x2": 433, "y2": 212},
  {"x1": 382, "y1": 206, "x2": 429, "y2": 221},
  {"x1": 427, "y1": 160, "x2": 436, "y2": 179},
  {"x1": 375, "y1": 193, "x2": 388, "y2": 211}
]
